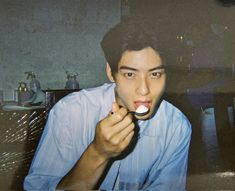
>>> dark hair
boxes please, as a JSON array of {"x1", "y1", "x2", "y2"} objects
[{"x1": 101, "y1": 18, "x2": 165, "y2": 74}]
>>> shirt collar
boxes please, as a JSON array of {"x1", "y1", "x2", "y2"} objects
[
  {"x1": 138, "y1": 100, "x2": 165, "y2": 137},
  {"x1": 137, "y1": 117, "x2": 158, "y2": 137}
]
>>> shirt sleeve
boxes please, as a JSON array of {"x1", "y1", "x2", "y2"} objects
[
  {"x1": 142, "y1": 116, "x2": 192, "y2": 191},
  {"x1": 24, "y1": 100, "x2": 85, "y2": 191}
]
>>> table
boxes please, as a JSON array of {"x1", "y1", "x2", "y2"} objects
[
  {"x1": 0, "y1": 89, "x2": 78, "y2": 190},
  {"x1": 0, "y1": 107, "x2": 48, "y2": 190}
]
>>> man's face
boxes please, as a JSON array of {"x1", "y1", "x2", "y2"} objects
[{"x1": 107, "y1": 47, "x2": 166, "y2": 120}]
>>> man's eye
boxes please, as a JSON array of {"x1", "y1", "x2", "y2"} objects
[
  {"x1": 151, "y1": 72, "x2": 161, "y2": 78},
  {"x1": 124, "y1": 72, "x2": 135, "y2": 78}
]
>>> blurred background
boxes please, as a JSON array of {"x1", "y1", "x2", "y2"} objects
[{"x1": 0, "y1": 0, "x2": 235, "y2": 190}]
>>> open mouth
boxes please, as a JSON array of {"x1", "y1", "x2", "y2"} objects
[
  {"x1": 134, "y1": 101, "x2": 151, "y2": 111},
  {"x1": 134, "y1": 105, "x2": 149, "y2": 116}
]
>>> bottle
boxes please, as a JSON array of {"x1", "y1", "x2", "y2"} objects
[
  {"x1": 65, "y1": 71, "x2": 79, "y2": 90},
  {"x1": 18, "y1": 82, "x2": 28, "y2": 92},
  {"x1": 25, "y1": 71, "x2": 41, "y2": 93},
  {"x1": 17, "y1": 82, "x2": 33, "y2": 105}
]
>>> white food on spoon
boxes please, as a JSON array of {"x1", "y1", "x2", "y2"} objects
[{"x1": 135, "y1": 105, "x2": 149, "y2": 114}]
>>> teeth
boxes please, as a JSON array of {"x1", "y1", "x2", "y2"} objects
[{"x1": 135, "y1": 105, "x2": 149, "y2": 114}]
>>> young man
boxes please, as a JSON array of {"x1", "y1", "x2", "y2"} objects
[{"x1": 24, "y1": 19, "x2": 191, "y2": 190}]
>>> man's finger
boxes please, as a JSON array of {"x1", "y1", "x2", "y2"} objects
[
  {"x1": 120, "y1": 131, "x2": 135, "y2": 150},
  {"x1": 108, "y1": 107, "x2": 129, "y2": 125},
  {"x1": 111, "y1": 102, "x2": 119, "y2": 113},
  {"x1": 112, "y1": 122, "x2": 135, "y2": 143},
  {"x1": 110, "y1": 114, "x2": 133, "y2": 134}
]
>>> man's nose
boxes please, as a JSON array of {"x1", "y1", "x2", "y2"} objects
[{"x1": 136, "y1": 77, "x2": 150, "y2": 96}]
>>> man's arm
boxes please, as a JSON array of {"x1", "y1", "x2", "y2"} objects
[
  {"x1": 57, "y1": 102, "x2": 135, "y2": 190},
  {"x1": 57, "y1": 143, "x2": 109, "y2": 190}
]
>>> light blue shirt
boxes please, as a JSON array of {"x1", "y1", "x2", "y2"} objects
[{"x1": 24, "y1": 83, "x2": 191, "y2": 191}]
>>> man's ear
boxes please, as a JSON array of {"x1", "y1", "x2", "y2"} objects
[{"x1": 106, "y1": 63, "x2": 115, "y2": 82}]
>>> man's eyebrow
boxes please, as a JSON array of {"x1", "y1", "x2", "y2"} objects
[
  {"x1": 119, "y1": 66, "x2": 138, "y2": 71},
  {"x1": 148, "y1": 65, "x2": 166, "y2": 71},
  {"x1": 119, "y1": 65, "x2": 166, "y2": 71}
]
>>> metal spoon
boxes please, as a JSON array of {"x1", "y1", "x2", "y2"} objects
[{"x1": 129, "y1": 105, "x2": 149, "y2": 116}]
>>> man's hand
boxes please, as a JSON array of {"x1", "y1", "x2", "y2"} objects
[
  {"x1": 92, "y1": 102, "x2": 135, "y2": 159},
  {"x1": 58, "y1": 102, "x2": 135, "y2": 190}
]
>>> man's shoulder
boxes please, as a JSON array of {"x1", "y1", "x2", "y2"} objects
[
  {"x1": 160, "y1": 100, "x2": 191, "y2": 129},
  {"x1": 82, "y1": 83, "x2": 115, "y2": 98},
  {"x1": 158, "y1": 100, "x2": 192, "y2": 142},
  {"x1": 53, "y1": 83, "x2": 115, "y2": 111},
  {"x1": 161, "y1": 100, "x2": 188, "y2": 119}
]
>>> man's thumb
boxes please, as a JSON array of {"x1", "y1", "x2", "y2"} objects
[{"x1": 111, "y1": 102, "x2": 119, "y2": 113}]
